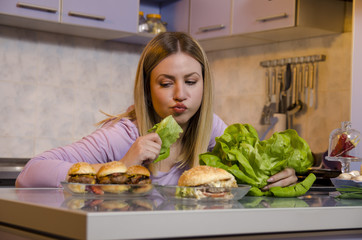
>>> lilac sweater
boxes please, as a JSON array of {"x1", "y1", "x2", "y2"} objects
[{"x1": 16, "y1": 114, "x2": 227, "y2": 188}]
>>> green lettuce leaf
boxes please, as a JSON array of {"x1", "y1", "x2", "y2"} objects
[
  {"x1": 199, "y1": 123, "x2": 315, "y2": 197},
  {"x1": 148, "y1": 115, "x2": 183, "y2": 163}
]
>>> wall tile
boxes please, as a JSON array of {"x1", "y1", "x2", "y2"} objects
[{"x1": 0, "y1": 24, "x2": 353, "y2": 158}]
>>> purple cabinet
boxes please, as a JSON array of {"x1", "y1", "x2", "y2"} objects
[
  {"x1": 232, "y1": 0, "x2": 295, "y2": 35},
  {"x1": 190, "y1": 0, "x2": 231, "y2": 40},
  {"x1": 0, "y1": 0, "x2": 60, "y2": 22},
  {"x1": 62, "y1": 0, "x2": 138, "y2": 33}
]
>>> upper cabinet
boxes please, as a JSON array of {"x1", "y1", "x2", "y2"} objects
[
  {"x1": 189, "y1": 0, "x2": 231, "y2": 40},
  {"x1": 62, "y1": 0, "x2": 138, "y2": 33},
  {"x1": 0, "y1": 0, "x2": 347, "y2": 51},
  {"x1": 197, "y1": 0, "x2": 346, "y2": 51},
  {"x1": 0, "y1": 0, "x2": 60, "y2": 22},
  {"x1": 232, "y1": 0, "x2": 296, "y2": 35}
]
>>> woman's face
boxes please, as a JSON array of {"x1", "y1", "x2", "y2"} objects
[{"x1": 150, "y1": 52, "x2": 203, "y2": 129}]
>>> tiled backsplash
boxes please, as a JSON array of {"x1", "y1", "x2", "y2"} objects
[{"x1": 0, "y1": 25, "x2": 352, "y2": 158}]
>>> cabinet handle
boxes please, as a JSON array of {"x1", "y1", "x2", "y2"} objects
[
  {"x1": 16, "y1": 2, "x2": 57, "y2": 13},
  {"x1": 198, "y1": 24, "x2": 225, "y2": 33},
  {"x1": 256, "y1": 13, "x2": 288, "y2": 22},
  {"x1": 68, "y1": 11, "x2": 105, "y2": 21}
]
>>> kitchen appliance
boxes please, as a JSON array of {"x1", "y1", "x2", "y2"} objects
[{"x1": 0, "y1": 158, "x2": 29, "y2": 187}]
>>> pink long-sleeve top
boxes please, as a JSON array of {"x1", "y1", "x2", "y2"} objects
[{"x1": 16, "y1": 114, "x2": 227, "y2": 188}]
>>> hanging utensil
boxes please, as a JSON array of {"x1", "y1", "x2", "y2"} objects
[
  {"x1": 286, "y1": 58, "x2": 303, "y2": 128},
  {"x1": 304, "y1": 56, "x2": 310, "y2": 106},
  {"x1": 298, "y1": 57, "x2": 304, "y2": 103},
  {"x1": 309, "y1": 56, "x2": 315, "y2": 108},
  {"x1": 260, "y1": 61, "x2": 272, "y2": 125},
  {"x1": 269, "y1": 60, "x2": 278, "y2": 115}
]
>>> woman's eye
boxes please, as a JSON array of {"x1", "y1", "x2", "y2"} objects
[
  {"x1": 186, "y1": 79, "x2": 197, "y2": 85},
  {"x1": 160, "y1": 82, "x2": 172, "y2": 87}
]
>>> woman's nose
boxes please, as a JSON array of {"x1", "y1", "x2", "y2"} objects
[{"x1": 173, "y1": 82, "x2": 187, "y2": 101}]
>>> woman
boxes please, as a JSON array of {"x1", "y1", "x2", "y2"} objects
[{"x1": 16, "y1": 32, "x2": 297, "y2": 188}]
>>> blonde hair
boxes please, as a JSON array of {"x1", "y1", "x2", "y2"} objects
[{"x1": 99, "y1": 32, "x2": 214, "y2": 172}]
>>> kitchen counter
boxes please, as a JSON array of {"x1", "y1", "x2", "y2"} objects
[{"x1": 1, "y1": 187, "x2": 362, "y2": 240}]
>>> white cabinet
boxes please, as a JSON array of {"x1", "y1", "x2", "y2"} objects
[
  {"x1": 0, "y1": 0, "x2": 347, "y2": 51},
  {"x1": 0, "y1": 0, "x2": 60, "y2": 22},
  {"x1": 232, "y1": 0, "x2": 295, "y2": 35},
  {"x1": 197, "y1": 0, "x2": 346, "y2": 51},
  {"x1": 189, "y1": 0, "x2": 231, "y2": 40},
  {"x1": 235, "y1": 0, "x2": 345, "y2": 42},
  {"x1": 62, "y1": 0, "x2": 138, "y2": 33}
]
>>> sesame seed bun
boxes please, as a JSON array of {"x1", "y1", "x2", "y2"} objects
[
  {"x1": 68, "y1": 162, "x2": 96, "y2": 176},
  {"x1": 97, "y1": 161, "x2": 127, "y2": 178},
  {"x1": 178, "y1": 165, "x2": 237, "y2": 187},
  {"x1": 126, "y1": 165, "x2": 150, "y2": 177}
]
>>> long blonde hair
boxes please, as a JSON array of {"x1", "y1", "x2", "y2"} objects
[{"x1": 99, "y1": 32, "x2": 214, "y2": 171}]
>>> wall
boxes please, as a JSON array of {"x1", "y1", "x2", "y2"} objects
[
  {"x1": 0, "y1": 24, "x2": 352, "y2": 158},
  {"x1": 351, "y1": 0, "x2": 362, "y2": 168}
]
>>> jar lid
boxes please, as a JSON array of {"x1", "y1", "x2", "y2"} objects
[
  {"x1": 328, "y1": 121, "x2": 360, "y2": 158},
  {"x1": 139, "y1": 11, "x2": 144, "y2": 16},
  {"x1": 147, "y1": 13, "x2": 161, "y2": 19}
]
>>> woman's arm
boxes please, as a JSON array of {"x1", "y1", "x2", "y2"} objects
[{"x1": 16, "y1": 119, "x2": 139, "y2": 188}]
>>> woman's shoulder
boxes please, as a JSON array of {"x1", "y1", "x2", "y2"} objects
[
  {"x1": 212, "y1": 113, "x2": 227, "y2": 133},
  {"x1": 101, "y1": 118, "x2": 139, "y2": 141}
]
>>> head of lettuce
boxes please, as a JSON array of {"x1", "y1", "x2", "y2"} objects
[
  {"x1": 148, "y1": 115, "x2": 183, "y2": 163},
  {"x1": 199, "y1": 123, "x2": 315, "y2": 197}
]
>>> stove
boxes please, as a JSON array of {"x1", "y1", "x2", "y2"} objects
[{"x1": 0, "y1": 158, "x2": 29, "y2": 187}]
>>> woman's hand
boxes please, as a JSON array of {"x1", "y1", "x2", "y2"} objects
[
  {"x1": 262, "y1": 168, "x2": 298, "y2": 190},
  {"x1": 121, "y1": 133, "x2": 162, "y2": 167}
]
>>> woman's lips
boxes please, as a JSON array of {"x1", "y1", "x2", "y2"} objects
[{"x1": 172, "y1": 103, "x2": 187, "y2": 113}]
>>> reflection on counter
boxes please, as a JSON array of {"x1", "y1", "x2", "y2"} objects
[
  {"x1": 8, "y1": 187, "x2": 362, "y2": 213},
  {"x1": 63, "y1": 198, "x2": 155, "y2": 212}
]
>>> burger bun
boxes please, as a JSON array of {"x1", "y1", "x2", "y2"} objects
[
  {"x1": 178, "y1": 165, "x2": 237, "y2": 187},
  {"x1": 97, "y1": 161, "x2": 127, "y2": 178}
]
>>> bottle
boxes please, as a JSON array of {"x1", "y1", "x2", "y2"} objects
[
  {"x1": 146, "y1": 13, "x2": 167, "y2": 34},
  {"x1": 138, "y1": 11, "x2": 149, "y2": 33}
]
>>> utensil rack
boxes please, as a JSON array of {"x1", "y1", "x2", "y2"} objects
[{"x1": 260, "y1": 54, "x2": 326, "y2": 68}]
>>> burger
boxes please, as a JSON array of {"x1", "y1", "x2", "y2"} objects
[
  {"x1": 97, "y1": 161, "x2": 128, "y2": 184},
  {"x1": 126, "y1": 165, "x2": 151, "y2": 184},
  {"x1": 67, "y1": 162, "x2": 97, "y2": 193},
  {"x1": 125, "y1": 165, "x2": 152, "y2": 194},
  {"x1": 176, "y1": 165, "x2": 238, "y2": 199},
  {"x1": 67, "y1": 162, "x2": 97, "y2": 184},
  {"x1": 97, "y1": 161, "x2": 130, "y2": 193}
]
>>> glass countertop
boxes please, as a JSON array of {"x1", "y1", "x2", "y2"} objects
[{"x1": 2, "y1": 187, "x2": 362, "y2": 213}]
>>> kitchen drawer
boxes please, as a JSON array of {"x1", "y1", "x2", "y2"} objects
[
  {"x1": 232, "y1": 0, "x2": 295, "y2": 35},
  {"x1": 190, "y1": 0, "x2": 231, "y2": 40},
  {"x1": 0, "y1": 0, "x2": 60, "y2": 22},
  {"x1": 62, "y1": 0, "x2": 138, "y2": 33}
]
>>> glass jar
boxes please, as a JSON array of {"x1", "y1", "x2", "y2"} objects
[
  {"x1": 326, "y1": 121, "x2": 361, "y2": 172},
  {"x1": 138, "y1": 11, "x2": 149, "y2": 33},
  {"x1": 146, "y1": 13, "x2": 167, "y2": 34}
]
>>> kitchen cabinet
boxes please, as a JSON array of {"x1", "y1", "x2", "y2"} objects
[
  {"x1": 189, "y1": 0, "x2": 231, "y2": 40},
  {"x1": 0, "y1": 0, "x2": 60, "y2": 22},
  {"x1": 62, "y1": 0, "x2": 138, "y2": 33},
  {"x1": 234, "y1": 0, "x2": 345, "y2": 42},
  {"x1": 197, "y1": 0, "x2": 346, "y2": 52},
  {"x1": 0, "y1": 0, "x2": 347, "y2": 51},
  {"x1": 232, "y1": 0, "x2": 296, "y2": 35}
]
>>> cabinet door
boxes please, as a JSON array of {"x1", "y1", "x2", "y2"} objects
[
  {"x1": 232, "y1": 0, "x2": 296, "y2": 35},
  {"x1": 190, "y1": 0, "x2": 231, "y2": 40},
  {"x1": 62, "y1": 0, "x2": 138, "y2": 33},
  {"x1": 0, "y1": 0, "x2": 60, "y2": 22}
]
